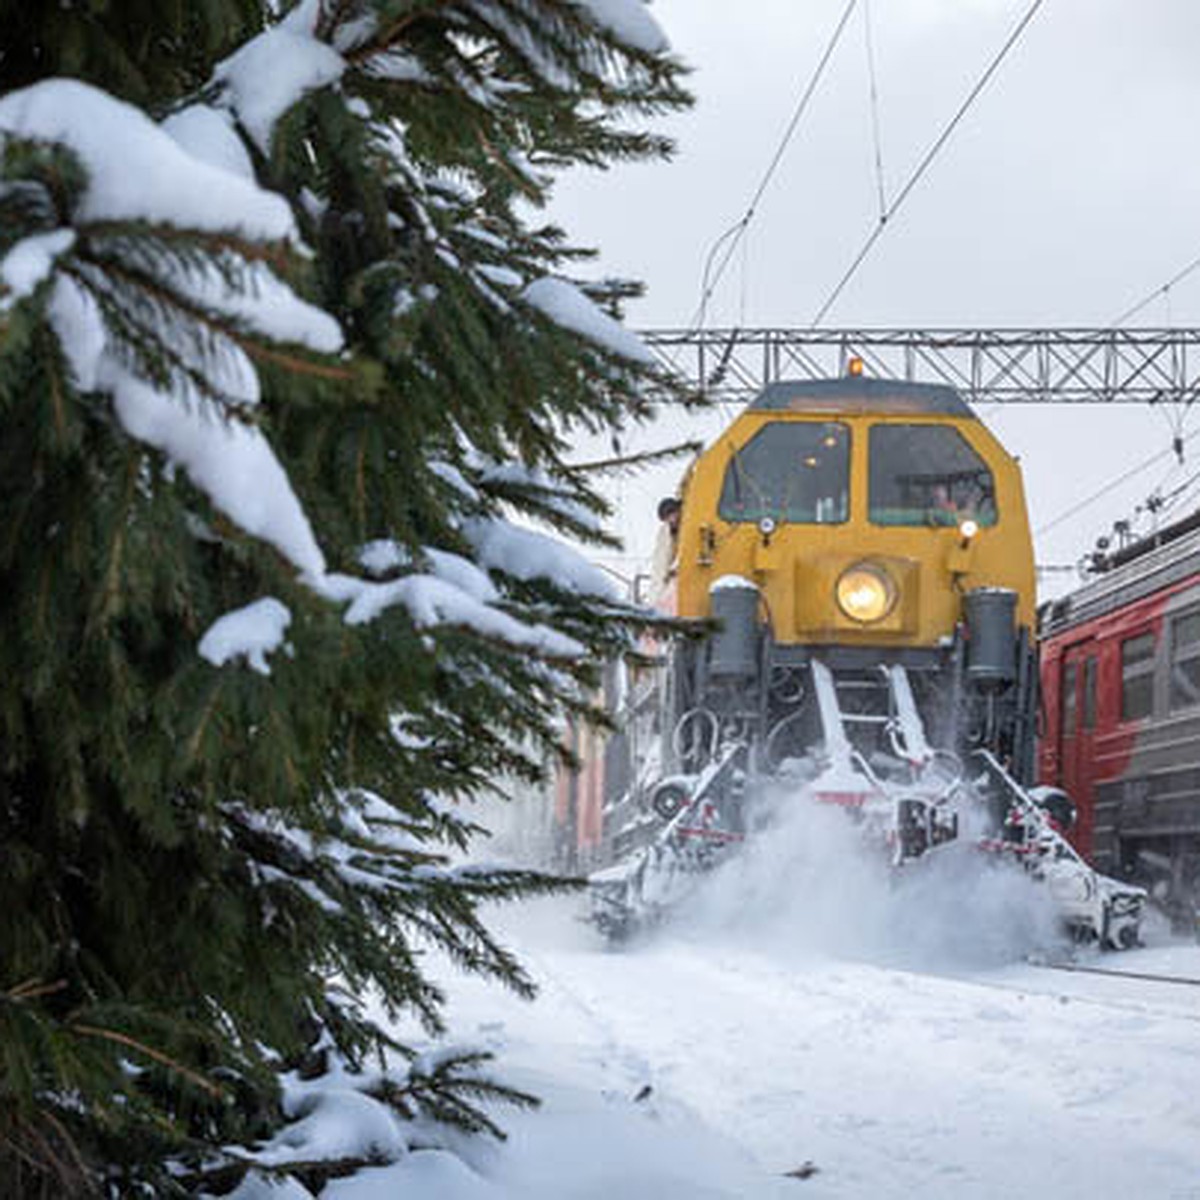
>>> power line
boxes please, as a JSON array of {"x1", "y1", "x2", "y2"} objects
[
  {"x1": 810, "y1": 0, "x2": 1047, "y2": 327},
  {"x1": 690, "y1": 0, "x2": 859, "y2": 332},
  {"x1": 1035, "y1": 424, "x2": 1200, "y2": 537},
  {"x1": 1109, "y1": 249, "x2": 1200, "y2": 327},
  {"x1": 862, "y1": 0, "x2": 887, "y2": 223},
  {"x1": 1101, "y1": 249, "x2": 1200, "y2": 540}
]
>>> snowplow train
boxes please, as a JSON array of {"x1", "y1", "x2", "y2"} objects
[{"x1": 563, "y1": 373, "x2": 1145, "y2": 949}]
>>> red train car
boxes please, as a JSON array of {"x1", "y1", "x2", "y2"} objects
[{"x1": 1039, "y1": 509, "x2": 1200, "y2": 922}]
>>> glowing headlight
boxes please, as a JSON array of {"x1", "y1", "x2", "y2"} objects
[
  {"x1": 835, "y1": 563, "x2": 897, "y2": 624},
  {"x1": 958, "y1": 518, "x2": 979, "y2": 541}
]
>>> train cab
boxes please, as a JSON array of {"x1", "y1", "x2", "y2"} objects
[{"x1": 672, "y1": 377, "x2": 1036, "y2": 657}]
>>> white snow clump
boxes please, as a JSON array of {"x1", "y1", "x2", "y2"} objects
[
  {"x1": 161, "y1": 104, "x2": 256, "y2": 181},
  {"x1": 213, "y1": 0, "x2": 346, "y2": 153},
  {"x1": 0, "y1": 79, "x2": 296, "y2": 241},
  {"x1": 46, "y1": 277, "x2": 328, "y2": 577},
  {"x1": 0, "y1": 229, "x2": 75, "y2": 310},
  {"x1": 199, "y1": 598, "x2": 293, "y2": 675},
  {"x1": 575, "y1": 0, "x2": 671, "y2": 55},
  {"x1": 522, "y1": 276, "x2": 655, "y2": 366},
  {"x1": 464, "y1": 517, "x2": 617, "y2": 600}
]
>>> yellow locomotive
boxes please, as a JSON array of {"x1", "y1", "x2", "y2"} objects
[
  {"x1": 584, "y1": 375, "x2": 1146, "y2": 944},
  {"x1": 637, "y1": 372, "x2": 1038, "y2": 847}
]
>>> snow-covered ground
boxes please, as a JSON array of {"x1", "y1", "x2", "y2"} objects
[
  {"x1": 418, "y1": 903, "x2": 1200, "y2": 1199},
  {"x1": 393, "y1": 795, "x2": 1200, "y2": 1199}
]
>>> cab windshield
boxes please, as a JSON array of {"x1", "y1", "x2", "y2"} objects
[
  {"x1": 868, "y1": 424, "x2": 997, "y2": 527},
  {"x1": 718, "y1": 421, "x2": 850, "y2": 525}
]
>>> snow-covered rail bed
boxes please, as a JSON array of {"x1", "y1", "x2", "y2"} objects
[{"x1": 425, "y1": 902, "x2": 1200, "y2": 1198}]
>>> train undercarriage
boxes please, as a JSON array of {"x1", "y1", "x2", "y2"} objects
[{"x1": 589, "y1": 584, "x2": 1145, "y2": 951}]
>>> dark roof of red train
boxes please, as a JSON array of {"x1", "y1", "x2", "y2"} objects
[
  {"x1": 750, "y1": 378, "x2": 975, "y2": 417},
  {"x1": 1040, "y1": 509, "x2": 1200, "y2": 639}
]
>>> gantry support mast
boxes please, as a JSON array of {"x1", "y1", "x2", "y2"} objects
[{"x1": 639, "y1": 328, "x2": 1200, "y2": 404}]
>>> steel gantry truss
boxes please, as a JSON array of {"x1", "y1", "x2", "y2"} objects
[{"x1": 639, "y1": 328, "x2": 1200, "y2": 404}]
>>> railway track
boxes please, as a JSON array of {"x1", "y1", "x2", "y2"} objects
[{"x1": 1032, "y1": 957, "x2": 1200, "y2": 988}]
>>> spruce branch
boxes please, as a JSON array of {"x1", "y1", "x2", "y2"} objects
[
  {"x1": 68, "y1": 1025, "x2": 224, "y2": 1100},
  {"x1": 567, "y1": 438, "x2": 704, "y2": 476},
  {"x1": 0, "y1": 0, "x2": 691, "y2": 1189},
  {"x1": 0, "y1": 1106, "x2": 93, "y2": 1199},
  {"x1": 4, "y1": 978, "x2": 68, "y2": 1004}
]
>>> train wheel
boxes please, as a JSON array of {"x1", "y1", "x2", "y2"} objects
[{"x1": 1116, "y1": 922, "x2": 1139, "y2": 950}]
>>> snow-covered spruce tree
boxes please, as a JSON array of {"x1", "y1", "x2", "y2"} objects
[{"x1": 0, "y1": 1, "x2": 689, "y2": 1193}]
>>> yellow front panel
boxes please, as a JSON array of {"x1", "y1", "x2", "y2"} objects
[
  {"x1": 674, "y1": 408, "x2": 1036, "y2": 647},
  {"x1": 794, "y1": 554, "x2": 920, "y2": 637}
]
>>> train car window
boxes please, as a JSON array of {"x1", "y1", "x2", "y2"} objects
[
  {"x1": 1062, "y1": 661, "x2": 1078, "y2": 738},
  {"x1": 1121, "y1": 632, "x2": 1156, "y2": 722},
  {"x1": 868, "y1": 425, "x2": 998, "y2": 527},
  {"x1": 1082, "y1": 656, "x2": 1097, "y2": 729},
  {"x1": 718, "y1": 421, "x2": 850, "y2": 525},
  {"x1": 1169, "y1": 610, "x2": 1200, "y2": 711}
]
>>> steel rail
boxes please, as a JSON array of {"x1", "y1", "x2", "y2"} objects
[{"x1": 1033, "y1": 958, "x2": 1200, "y2": 988}]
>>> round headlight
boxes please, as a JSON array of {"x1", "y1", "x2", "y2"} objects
[{"x1": 836, "y1": 563, "x2": 897, "y2": 624}]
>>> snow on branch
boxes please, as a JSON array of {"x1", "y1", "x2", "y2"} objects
[
  {"x1": 213, "y1": 0, "x2": 347, "y2": 154},
  {"x1": 0, "y1": 80, "x2": 297, "y2": 241},
  {"x1": 475, "y1": 459, "x2": 607, "y2": 535},
  {"x1": 464, "y1": 516, "x2": 617, "y2": 600},
  {"x1": 573, "y1": 0, "x2": 671, "y2": 55},
  {"x1": 199, "y1": 598, "x2": 293, "y2": 675},
  {"x1": 47, "y1": 279, "x2": 330, "y2": 577},
  {"x1": 218, "y1": 1039, "x2": 538, "y2": 1192},
  {"x1": 316, "y1": 571, "x2": 586, "y2": 658},
  {"x1": 161, "y1": 104, "x2": 256, "y2": 182},
  {"x1": 144, "y1": 251, "x2": 343, "y2": 358},
  {"x1": 464, "y1": 2, "x2": 578, "y2": 93},
  {"x1": 0, "y1": 228, "x2": 74, "y2": 311},
  {"x1": 522, "y1": 276, "x2": 655, "y2": 365},
  {"x1": 0, "y1": 77, "x2": 343, "y2": 583},
  {"x1": 252, "y1": 1085, "x2": 407, "y2": 1167}
]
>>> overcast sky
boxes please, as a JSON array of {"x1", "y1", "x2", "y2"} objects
[{"x1": 550, "y1": 0, "x2": 1200, "y2": 591}]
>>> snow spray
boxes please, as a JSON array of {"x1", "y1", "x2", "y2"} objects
[{"x1": 671, "y1": 777, "x2": 1066, "y2": 970}]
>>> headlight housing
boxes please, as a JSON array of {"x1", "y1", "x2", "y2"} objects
[{"x1": 835, "y1": 562, "x2": 897, "y2": 624}]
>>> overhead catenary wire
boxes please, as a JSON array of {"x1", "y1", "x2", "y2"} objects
[
  {"x1": 689, "y1": 0, "x2": 859, "y2": 333},
  {"x1": 862, "y1": 0, "x2": 887, "y2": 223},
  {"x1": 810, "y1": 0, "x2": 1047, "y2": 327},
  {"x1": 1109, "y1": 249, "x2": 1200, "y2": 328},
  {"x1": 1036, "y1": 384, "x2": 1199, "y2": 555},
  {"x1": 1035, "y1": 424, "x2": 1200, "y2": 537},
  {"x1": 1110, "y1": 248, "x2": 1199, "y2": 465},
  {"x1": 1043, "y1": 419, "x2": 1200, "y2": 566},
  {"x1": 1100, "y1": 245, "x2": 1200, "y2": 529},
  {"x1": 738, "y1": 222, "x2": 751, "y2": 327},
  {"x1": 1150, "y1": 461, "x2": 1200, "y2": 522}
]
